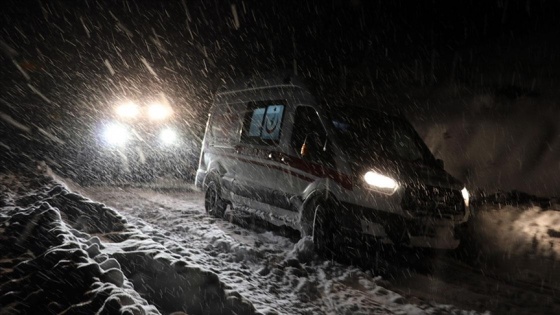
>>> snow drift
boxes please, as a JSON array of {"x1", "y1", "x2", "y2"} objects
[
  {"x1": 464, "y1": 201, "x2": 560, "y2": 288},
  {"x1": 0, "y1": 171, "x2": 256, "y2": 315}
]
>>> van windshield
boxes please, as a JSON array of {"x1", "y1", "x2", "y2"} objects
[{"x1": 327, "y1": 106, "x2": 433, "y2": 163}]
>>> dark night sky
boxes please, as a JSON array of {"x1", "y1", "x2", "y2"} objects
[{"x1": 1, "y1": 0, "x2": 560, "y2": 136}]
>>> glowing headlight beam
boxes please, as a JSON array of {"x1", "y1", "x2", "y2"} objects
[
  {"x1": 160, "y1": 128, "x2": 178, "y2": 145},
  {"x1": 148, "y1": 103, "x2": 173, "y2": 120},
  {"x1": 115, "y1": 102, "x2": 140, "y2": 118},
  {"x1": 103, "y1": 123, "x2": 129, "y2": 146},
  {"x1": 364, "y1": 171, "x2": 398, "y2": 194}
]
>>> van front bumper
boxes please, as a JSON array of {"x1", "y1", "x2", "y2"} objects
[{"x1": 336, "y1": 202, "x2": 463, "y2": 250}]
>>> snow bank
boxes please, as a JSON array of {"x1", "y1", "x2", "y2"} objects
[
  {"x1": 0, "y1": 171, "x2": 256, "y2": 315},
  {"x1": 474, "y1": 205, "x2": 560, "y2": 259},
  {"x1": 465, "y1": 202, "x2": 560, "y2": 287},
  {"x1": 414, "y1": 94, "x2": 560, "y2": 197},
  {"x1": 0, "y1": 176, "x2": 157, "y2": 314}
]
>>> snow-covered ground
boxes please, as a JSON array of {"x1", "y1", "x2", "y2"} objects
[
  {"x1": 0, "y1": 169, "x2": 255, "y2": 315},
  {"x1": 1, "y1": 166, "x2": 489, "y2": 314},
  {"x1": 3, "y1": 167, "x2": 560, "y2": 314}
]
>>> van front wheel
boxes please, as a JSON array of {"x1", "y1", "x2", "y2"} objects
[
  {"x1": 204, "y1": 180, "x2": 226, "y2": 218},
  {"x1": 312, "y1": 200, "x2": 336, "y2": 257}
]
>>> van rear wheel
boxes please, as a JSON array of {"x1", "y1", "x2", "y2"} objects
[{"x1": 204, "y1": 180, "x2": 226, "y2": 218}]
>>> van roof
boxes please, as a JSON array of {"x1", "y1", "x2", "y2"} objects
[{"x1": 216, "y1": 72, "x2": 309, "y2": 95}]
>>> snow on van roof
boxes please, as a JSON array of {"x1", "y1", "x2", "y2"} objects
[{"x1": 216, "y1": 71, "x2": 309, "y2": 94}]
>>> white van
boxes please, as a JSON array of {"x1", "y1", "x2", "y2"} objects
[{"x1": 195, "y1": 74, "x2": 470, "y2": 251}]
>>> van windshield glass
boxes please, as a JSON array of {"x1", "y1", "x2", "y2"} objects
[{"x1": 328, "y1": 106, "x2": 430, "y2": 162}]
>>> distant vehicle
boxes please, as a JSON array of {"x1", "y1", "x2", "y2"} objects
[
  {"x1": 196, "y1": 74, "x2": 470, "y2": 253},
  {"x1": 74, "y1": 94, "x2": 196, "y2": 184}
]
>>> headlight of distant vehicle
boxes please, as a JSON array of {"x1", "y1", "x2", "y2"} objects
[
  {"x1": 103, "y1": 123, "x2": 129, "y2": 146},
  {"x1": 363, "y1": 170, "x2": 398, "y2": 194},
  {"x1": 148, "y1": 103, "x2": 173, "y2": 120},
  {"x1": 115, "y1": 101, "x2": 140, "y2": 119},
  {"x1": 461, "y1": 187, "x2": 470, "y2": 208},
  {"x1": 159, "y1": 128, "x2": 178, "y2": 145}
]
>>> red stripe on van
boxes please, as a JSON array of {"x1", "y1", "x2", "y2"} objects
[
  {"x1": 211, "y1": 148, "x2": 353, "y2": 190},
  {"x1": 280, "y1": 154, "x2": 353, "y2": 190}
]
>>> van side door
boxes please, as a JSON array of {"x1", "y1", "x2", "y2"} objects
[{"x1": 232, "y1": 100, "x2": 288, "y2": 210}]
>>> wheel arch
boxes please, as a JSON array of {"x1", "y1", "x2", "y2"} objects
[
  {"x1": 299, "y1": 189, "x2": 341, "y2": 237},
  {"x1": 202, "y1": 162, "x2": 226, "y2": 190}
]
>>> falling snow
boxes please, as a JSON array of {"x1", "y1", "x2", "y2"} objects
[{"x1": 2, "y1": 0, "x2": 560, "y2": 314}]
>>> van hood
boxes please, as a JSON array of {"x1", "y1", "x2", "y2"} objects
[{"x1": 350, "y1": 156, "x2": 463, "y2": 190}]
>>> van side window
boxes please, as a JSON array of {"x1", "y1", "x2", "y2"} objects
[
  {"x1": 241, "y1": 101, "x2": 285, "y2": 145},
  {"x1": 210, "y1": 103, "x2": 245, "y2": 146}
]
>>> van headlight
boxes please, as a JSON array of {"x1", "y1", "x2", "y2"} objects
[
  {"x1": 115, "y1": 101, "x2": 140, "y2": 119},
  {"x1": 363, "y1": 171, "x2": 398, "y2": 194},
  {"x1": 461, "y1": 187, "x2": 470, "y2": 208},
  {"x1": 148, "y1": 103, "x2": 173, "y2": 120},
  {"x1": 160, "y1": 128, "x2": 178, "y2": 145},
  {"x1": 103, "y1": 123, "x2": 129, "y2": 146}
]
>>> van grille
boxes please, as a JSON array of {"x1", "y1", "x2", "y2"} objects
[{"x1": 402, "y1": 185, "x2": 465, "y2": 219}]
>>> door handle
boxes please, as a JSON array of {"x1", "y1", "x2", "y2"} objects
[
  {"x1": 280, "y1": 156, "x2": 289, "y2": 164},
  {"x1": 268, "y1": 152, "x2": 290, "y2": 165},
  {"x1": 268, "y1": 151, "x2": 287, "y2": 164}
]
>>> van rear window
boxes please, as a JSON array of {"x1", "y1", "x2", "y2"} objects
[
  {"x1": 210, "y1": 103, "x2": 246, "y2": 146},
  {"x1": 242, "y1": 101, "x2": 285, "y2": 145}
]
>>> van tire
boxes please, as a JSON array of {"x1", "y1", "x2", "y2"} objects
[
  {"x1": 204, "y1": 180, "x2": 226, "y2": 218},
  {"x1": 312, "y1": 199, "x2": 336, "y2": 257}
]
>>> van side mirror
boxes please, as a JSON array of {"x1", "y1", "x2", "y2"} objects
[
  {"x1": 300, "y1": 139, "x2": 309, "y2": 157},
  {"x1": 300, "y1": 134, "x2": 316, "y2": 158},
  {"x1": 436, "y1": 159, "x2": 444, "y2": 169}
]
